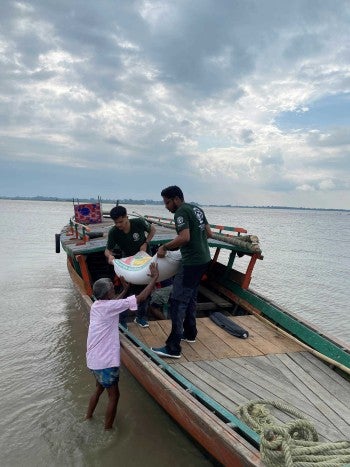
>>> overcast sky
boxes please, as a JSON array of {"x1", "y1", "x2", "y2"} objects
[{"x1": 1, "y1": 1, "x2": 350, "y2": 208}]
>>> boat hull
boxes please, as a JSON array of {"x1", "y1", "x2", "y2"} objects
[
  {"x1": 66, "y1": 258, "x2": 262, "y2": 466},
  {"x1": 61, "y1": 212, "x2": 350, "y2": 465}
]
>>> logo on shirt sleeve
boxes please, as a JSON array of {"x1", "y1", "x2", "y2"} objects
[{"x1": 176, "y1": 216, "x2": 185, "y2": 227}]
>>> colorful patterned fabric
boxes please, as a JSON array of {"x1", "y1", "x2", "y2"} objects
[
  {"x1": 74, "y1": 203, "x2": 102, "y2": 224},
  {"x1": 91, "y1": 367, "x2": 120, "y2": 388}
]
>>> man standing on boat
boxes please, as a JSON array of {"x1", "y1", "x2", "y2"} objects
[
  {"x1": 105, "y1": 205, "x2": 156, "y2": 328},
  {"x1": 151, "y1": 186, "x2": 212, "y2": 358}
]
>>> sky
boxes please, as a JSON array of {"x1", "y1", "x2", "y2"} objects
[{"x1": 1, "y1": 1, "x2": 350, "y2": 209}]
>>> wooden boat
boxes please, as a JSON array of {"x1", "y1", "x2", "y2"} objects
[{"x1": 58, "y1": 201, "x2": 350, "y2": 466}]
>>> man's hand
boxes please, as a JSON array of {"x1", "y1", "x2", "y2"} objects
[
  {"x1": 139, "y1": 242, "x2": 148, "y2": 252},
  {"x1": 148, "y1": 262, "x2": 159, "y2": 281},
  {"x1": 107, "y1": 255, "x2": 115, "y2": 265},
  {"x1": 157, "y1": 245, "x2": 167, "y2": 258}
]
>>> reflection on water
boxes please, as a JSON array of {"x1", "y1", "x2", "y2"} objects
[{"x1": 0, "y1": 200, "x2": 349, "y2": 466}]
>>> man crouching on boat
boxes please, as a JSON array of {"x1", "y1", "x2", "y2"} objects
[
  {"x1": 151, "y1": 185, "x2": 212, "y2": 359},
  {"x1": 85, "y1": 263, "x2": 159, "y2": 430},
  {"x1": 105, "y1": 205, "x2": 156, "y2": 329}
]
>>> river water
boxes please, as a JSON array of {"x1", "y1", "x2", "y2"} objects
[{"x1": 1, "y1": 200, "x2": 349, "y2": 466}]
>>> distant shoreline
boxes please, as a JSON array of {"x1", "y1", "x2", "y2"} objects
[{"x1": 0, "y1": 196, "x2": 348, "y2": 212}]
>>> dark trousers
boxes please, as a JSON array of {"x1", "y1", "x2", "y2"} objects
[
  {"x1": 166, "y1": 262, "x2": 210, "y2": 355},
  {"x1": 120, "y1": 284, "x2": 148, "y2": 326}
]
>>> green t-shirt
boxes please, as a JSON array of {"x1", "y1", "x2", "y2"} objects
[
  {"x1": 107, "y1": 218, "x2": 151, "y2": 257},
  {"x1": 174, "y1": 203, "x2": 211, "y2": 266}
]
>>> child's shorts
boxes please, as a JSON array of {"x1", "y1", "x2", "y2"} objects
[{"x1": 91, "y1": 367, "x2": 120, "y2": 388}]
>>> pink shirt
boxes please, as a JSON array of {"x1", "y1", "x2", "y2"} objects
[{"x1": 86, "y1": 295, "x2": 137, "y2": 370}]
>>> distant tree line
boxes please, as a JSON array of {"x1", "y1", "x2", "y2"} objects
[{"x1": 0, "y1": 195, "x2": 348, "y2": 212}]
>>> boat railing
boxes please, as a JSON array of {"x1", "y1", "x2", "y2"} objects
[
  {"x1": 142, "y1": 214, "x2": 176, "y2": 226},
  {"x1": 142, "y1": 214, "x2": 263, "y2": 288},
  {"x1": 143, "y1": 214, "x2": 248, "y2": 237},
  {"x1": 66, "y1": 217, "x2": 91, "y2": 244}
]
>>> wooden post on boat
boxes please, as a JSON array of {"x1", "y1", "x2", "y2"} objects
[
  {"x1": 76, "y1": 255, "x2": 93, "y2": 296},
  {"x1": 67, "y1": 219, "x2": 74, "y2": 236},
  {"x1": 241, "y1": 253, "x2": 259, "y2": 289},
  {"x1": 212, "y1": 248, "x2": 220, "y2": 264},
  {"x1": 82, "y1": 227, "x2": 89, "y2": 244}
]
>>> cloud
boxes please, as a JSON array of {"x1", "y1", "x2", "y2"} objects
[{"x1": 0, "y1": 0, "x2": 349, "y2": 208}]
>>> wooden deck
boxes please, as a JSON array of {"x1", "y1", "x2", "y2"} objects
[{"x1": 128, "y1": 315, "x2": 350, "y2": 443}]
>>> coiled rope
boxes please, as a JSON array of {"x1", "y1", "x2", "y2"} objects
[{"x1": 237, "y1": 400, "x2": 350, "y2": 466}]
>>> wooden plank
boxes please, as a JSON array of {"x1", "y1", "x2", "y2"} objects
[
  {"x1": 301, "y1": 351, "x2": 350, "y2": 391},
  {"x1": 173, "y1": 362, "x2": 249, "y2": 408},
  {"x1": 288, "y1": 352, "x2": 350, "y2": 402},
  {"x1": 218, "y1": 356, "x2": 339, "y2": 432},
  {"x1": 183, "y1": 360, "x2": 307, "y2": 428},
  {"x1": 155, "y1": 319, "x2": 172, "y2": 337},
  {"x1": 128, "y1": 322, "x2": 159, "y2": 348},
  {"x1": 235, "y1": 354, "x2": 346, "y2": 440},
  {"x1": 234, "y1": 316, "x2": 303, "y2": 353},
  {"x1": 195, "y1": 360, "x2": 277, "y2": 407},
  {"x1": 232, "y1": 317, "x2": 286, "y2": 355},
  {"x1": 209, "y1": 360, "x2": 322, "y2": 429},
  {"x1": 147, "y1": 321, "x2": 183, "y2": 362},
  {"x1": 148, "y1": 321, "x2": 170, "y2": 342},
  {"x1": 180, "y1": 342, "x2": 205, "y2": 362},
  {"x1": 197, "y1": 360, "x2": 296, "y2": 424},
  {"x1": 203, "y1": 317, "x2": 263, "y2": 357},
  {"x1": 277, "y1": 353, "x2": 350, "y2": 427},
  {"x1": 267, "y1": 353, "x2": 350, "y2": 435},
  {"x1": 196, "y1": 319, "x2": 240, "y2": 359},
  {"x1": 175, "y1": 356, "x2": 346, "y2": 442},
  {"x1": 237, "y1": 354, "x2": 292, "y2": 382}
]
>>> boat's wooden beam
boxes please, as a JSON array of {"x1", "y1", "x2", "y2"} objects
[
  {"x1": 212, "y1": 247, "x2": 220, "y2": 264},
  {"x1": 198, "y1": 285, "x2": 232, "y2": 308},
  {"x1": 241, "y1": 254, "x2": 259, "y2": 289},
  {"x1": 196, "y1": 302, "x2": 223, "y2": 311},
  {"x1": 75, "y1": 254, "x2": 93, "y2": 296},
  {"x1": 67, "y1": 258, "x2": 93, "y2": 311}
]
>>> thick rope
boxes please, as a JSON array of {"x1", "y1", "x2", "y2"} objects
[{"x1": 237, "y1": 400, "x2": 350, "y2": 467}]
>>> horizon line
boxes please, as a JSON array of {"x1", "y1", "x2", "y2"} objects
[{"x1": 0, "y1": 195, "x2": 349, "y2": 212}]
